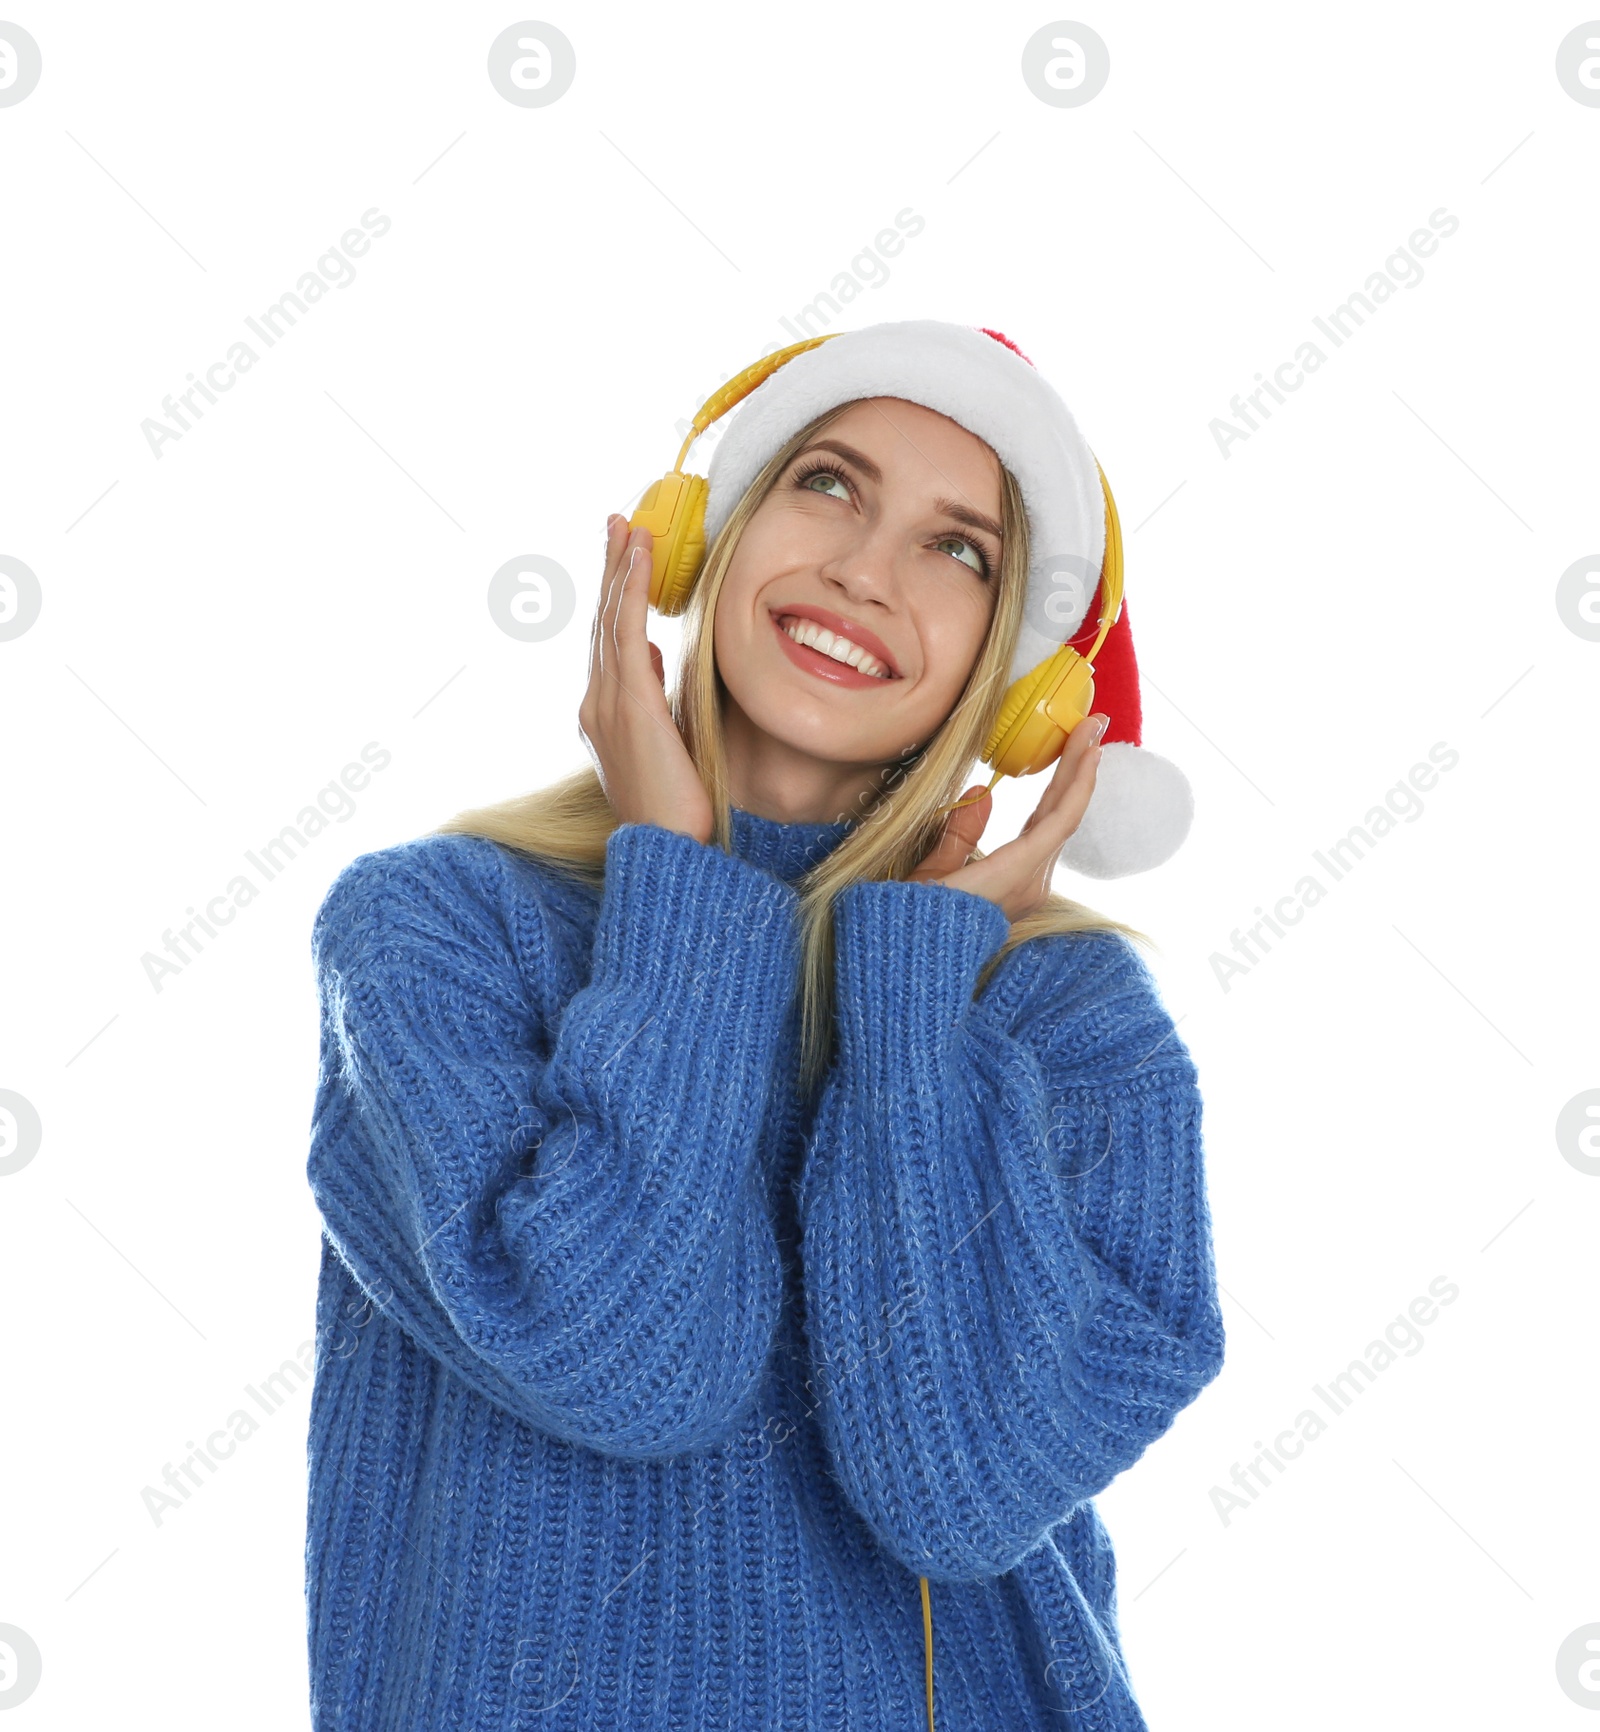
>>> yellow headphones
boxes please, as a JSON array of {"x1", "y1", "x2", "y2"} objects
[{"x1": 628, "y1": 334, "x2": 1123, "y2": 821}]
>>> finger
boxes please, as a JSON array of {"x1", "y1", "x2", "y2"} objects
[
  {"x1": 591, "y1": 515, "x2": 627, "y2": 686},
  {"x1": 649, "y1": 641, "x2": 665, "y2": 688},
  {"x1": 984, "y1": 725, "x2": 1103, "y2": 881},
  {"x1": 1031, "y1": 713, "x2": 1107, "y2": 825},
  {"x1": 1030, "y1": 729, "x2": 1102, "y2": 849},
  {"x1": 944, "y1": 784, "x2": 990, "y2": 849},
  {"x1": 605, "y1": 534, "x2": 653, "y2": 687},
  {"x1": 592, "y1": 551, "x2": 621, "y2": 690},
  {"x1": 913, "y1": 786, "x2": 989, "y2": 878},
  {"x1": 599, "y1": 537, "x2": 645, "y2": 683},
  {"x1": 617, "y1": 529, "x2": 654, "y2": 666},
  {"x1": 601, "y1": 508, "x2": 628, "y2": 569}
]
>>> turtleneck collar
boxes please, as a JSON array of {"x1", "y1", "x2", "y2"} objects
[{"x1": 727, "y1": 806, "x2": 856, "y2": 885}]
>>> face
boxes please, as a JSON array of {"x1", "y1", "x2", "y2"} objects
[{"x1": 713, "y1": 396, "x2": 1003, "y2": 819}]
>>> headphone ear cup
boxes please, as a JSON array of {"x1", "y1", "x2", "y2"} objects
[
  {"x1": 983, "y1": 666, "x2": 1045, "y2": 771},
  {"x1": 630, "y1": 471, "x2": 709, "y2": 617},
  {"x1": 983, "y1": 648, "x2": 1096, "y2": 779}
]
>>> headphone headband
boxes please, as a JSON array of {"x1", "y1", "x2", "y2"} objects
[
  {"x1": 1081, "y1": 461, "x2": 1123, "y2": 665},
  {"x1": 672, "y1": 335, "x2": 840, "y2": 472}
]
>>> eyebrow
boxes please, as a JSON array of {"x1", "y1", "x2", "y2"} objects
[{"x1": 797, "y1": 439, "x2": 1005, "y2": 546}]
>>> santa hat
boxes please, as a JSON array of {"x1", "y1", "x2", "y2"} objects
[{"x1": 702, "y1": 319, "x2": 1193, "y2": 878}]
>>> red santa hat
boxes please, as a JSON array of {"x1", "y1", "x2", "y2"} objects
[{"x1": 702, "y1": 319, "x2": 1193, "y2": 878}]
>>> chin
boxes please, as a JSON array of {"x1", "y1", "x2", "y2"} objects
[{"x1": 726, "y1": 686, "x2": 847, "y2": 757}]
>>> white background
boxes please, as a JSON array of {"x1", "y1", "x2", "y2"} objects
[{"x1": 2, "y1": 2, "x2": 1595, "y2": 1726}]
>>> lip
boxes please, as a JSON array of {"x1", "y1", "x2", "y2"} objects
[{"x1": 769, "y1": 604, "x2": 902, "y2": 682}]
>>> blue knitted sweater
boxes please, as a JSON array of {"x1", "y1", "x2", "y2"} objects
[{"x1": 304, "y1": 807, "x2": 1225, "y2": 1730}]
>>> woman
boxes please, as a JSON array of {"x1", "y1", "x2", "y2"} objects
[{"x1": 304, "y1": 321, "x2": 1225, "y2": 1730}]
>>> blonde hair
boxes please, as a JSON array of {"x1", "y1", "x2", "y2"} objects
[{"x1": 433, "y1": 401, "x2": 1151, "y2": 1098}]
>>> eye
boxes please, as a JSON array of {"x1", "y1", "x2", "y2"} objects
[
  {"x1": 793, "y1": 458, "x2": 853, "y2": 502},
  {"x1": 792, "y1": 457, "x2": 995, "y2": 580},
  {"x1": 933, "y1": 533, "x2": 992, "y2": 581}
]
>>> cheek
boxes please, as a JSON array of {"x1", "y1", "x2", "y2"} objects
[
  {"x1": 711, "y1": 549, "x2": 776, "y2": 687},
  {"x1": 739, "y1": 500, "x2": 842, "y2": 570},
  {"x1": 715, "y1": 533, "x2": 774, "y2": 630},
  {"x1": 916, "y1": 586, "x2": 995, "y2": 681},
  {"x1": 710, "y1": 583, "x2": 749, "y2": 683},
  {"x1": 719, "y1": 518, "x2": 787, "y2": 602}
]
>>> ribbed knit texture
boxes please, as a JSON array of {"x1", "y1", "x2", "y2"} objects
[{"x1": 303, "y1": 808, "x2": 1225, "y2": 1730}]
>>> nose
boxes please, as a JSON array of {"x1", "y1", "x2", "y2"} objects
[{"x1": 816, "y1": 517, "x2": 900, "y2": 609}]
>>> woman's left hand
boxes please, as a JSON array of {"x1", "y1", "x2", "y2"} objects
[{"x1": 905, "y1": 714, "x2": 1108, "y2": 921}]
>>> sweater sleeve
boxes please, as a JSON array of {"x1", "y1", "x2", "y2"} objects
[
  {"x1": 306, "y1": 824, "x2": 802, "y2": 1460},
  {"x1": 796, "y1": 880, "x2": 1226, "y2": 1582}
]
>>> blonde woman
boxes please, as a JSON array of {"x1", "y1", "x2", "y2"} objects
[{"x1": 304, "y1": 321, "x2": 1222, "y2": 1730}]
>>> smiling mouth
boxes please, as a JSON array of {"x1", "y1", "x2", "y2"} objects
[{"x1": 772, "y1": 612, "x2": 899, "y2": 682}]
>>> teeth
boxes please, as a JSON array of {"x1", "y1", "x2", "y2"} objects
[{"x1": 780, "y1": 617, "x2": 892, "y2": 679}]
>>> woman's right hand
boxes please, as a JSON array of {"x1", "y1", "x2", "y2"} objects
[{"x1": 579, "y1": 515, "x2": 714, "y2": 845}]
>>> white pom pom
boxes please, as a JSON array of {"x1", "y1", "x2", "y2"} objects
[{"x1": 1056, "y1": 742, "x2": 1194, "y2": 879}]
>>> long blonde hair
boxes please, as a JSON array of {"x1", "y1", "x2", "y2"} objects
[{"x1": 433, "y1": 401, "x2": 1151, "y2": 1098}]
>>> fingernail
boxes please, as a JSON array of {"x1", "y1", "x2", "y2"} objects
[{"x1": 1090, "y1": 713, "x2": 1109, "y2": 743}]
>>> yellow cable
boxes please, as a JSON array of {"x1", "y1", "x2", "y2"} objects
[
  {"x1": 938, "y1": 765, "x2": 1004, "y2": 815},
  {"x1": 921, "y1": 1575, "x2": 935, "y2": 1731}
]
